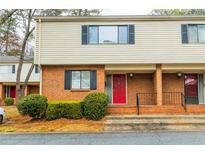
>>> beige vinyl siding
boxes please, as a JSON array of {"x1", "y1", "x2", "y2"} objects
[{"x1": 35, "y1": 20, "x2": 205, "y2": 65}]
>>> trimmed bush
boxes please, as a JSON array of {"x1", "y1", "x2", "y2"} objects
[
  {"x1": 17, "y1": 94, "x2": 48, "y2": 119},
  {"x1": 45, "y1": 101, "x2": 83, "y2": 120},
  {"x1": 4, "y1": 97, "x2": 14, "y2": 106},
  {"x1": 82, "y1": 92, "x2": 109, "y2": 120}
]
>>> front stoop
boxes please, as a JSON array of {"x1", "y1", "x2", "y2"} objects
[{"x1": 104, "y1": 115, "x2": 205, "y2": 132}]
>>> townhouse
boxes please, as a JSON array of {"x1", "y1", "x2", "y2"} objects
[
  {"x1": 0, "y1": 56, "x2": 40, "y2": 103},
  {"x1": 34, "y1": 15, "x2": 205, "y2": 114}
]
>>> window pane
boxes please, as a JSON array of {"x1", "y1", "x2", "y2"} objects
[
  {"x1": 198, "y1": 25, "x2": 205, "y2": 43},
  {"x1": 119, "y1": 26, "x2": 128, "y2": 44},
  {"x1": 0, "y1": 65, "x2": 11, "y2": 74},
  {"x1": 99, "y1": 26, "x2": 118, "y2": 43},
  {"x1": 72, "y1": 71, "x2": 80, "y2": 89},
  {"x1": 188, "y1": 25, "x2": 198, "y2": 43},
  {"x1": 81, "y1": 71, "x2": 90, "y2": 89},
  {"x1": 88, "y1": 26, "x2": 98, "y2": 44},
  {"x1": 35, "y1": 65, "x2": 40, "y2": 73}
]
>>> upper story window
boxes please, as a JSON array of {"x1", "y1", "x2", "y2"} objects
[
  {"x1": 82, "y1": 25, "x2": 135, "y2": 45},
  {"x1": 181, "y1": 24, "x2": 205, "y2": 43},
  {"x1": 0, "y1": 65, "x2": 15, "y2": 74}
]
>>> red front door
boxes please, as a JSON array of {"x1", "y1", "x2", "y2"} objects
[
  {"x1": 10, "y1": 86, "x2": 16, "y2": 98},
  {"x1": 113, "y1": 74, "x2": 126, "y2": 104}
]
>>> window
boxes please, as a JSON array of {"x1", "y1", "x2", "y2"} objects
[
  {"x1": 84, "y1": 25, "x2": 131, "y2": 44},
  {"x1": 0, "y1": 65, "x2": 13, "y2": 74},
  {"x1": 35, "y1": 65, "x2": 40, "y2": 74},
  {"x1": 188, "y1": 25, "x2": 198, "y2": 43},
  {"x1": 88, "y1": 26, "x2": 98, "y2": 44},
  {"x1": 99, "y1": 26, "x2": 118, "y2": 44},
  {"x1": 71, "y1": 71, "x2": 90, "y2": 89},
  {"x1": 187, "y1": 24, "x2": 205, "y2": 43},
  {"x1": 119, "y1": 26, "x2": 128, "y2": 44},
  {"x1": 198, "y1": 25, "x2": 205, "y2": 43}
]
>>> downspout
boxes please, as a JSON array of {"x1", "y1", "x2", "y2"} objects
[{"x1": 38, "y1": 19, "x2": 42, "y2": 95}]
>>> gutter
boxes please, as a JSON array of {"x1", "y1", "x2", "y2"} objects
[{"x1": 33, "y1": 15, "x2": 205, "y2": 22}]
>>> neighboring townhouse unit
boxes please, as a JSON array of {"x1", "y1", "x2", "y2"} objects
[
  {"x1": 0, "y1": 56, "x2": 40, "y2": 103},
  {"x1": 34, "y1": 15, "x2": 205, "y2": 114}
]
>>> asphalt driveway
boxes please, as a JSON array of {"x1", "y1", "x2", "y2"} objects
[{"x1": 1, "y1": 131, "x2": 205, "y2": 145}]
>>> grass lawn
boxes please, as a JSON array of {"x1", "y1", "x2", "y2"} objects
[{"x1": 0, "y1": 106, "x2": 104, "y2": 133}]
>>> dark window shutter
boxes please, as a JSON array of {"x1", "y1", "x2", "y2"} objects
[
  {"x1": 90, "y1": 70, "x2": 97, "y2": 90},
  {"x1": 12, "y1": 65, "x2": 15, "y2": 73},
  {"x1": 181, "y1": 24, "x2": 188, "y2": 43},
  {"x1": 82, "y1": 25, "x2": 88, "y2": 45},
  {"x1": 128, "y1": 25, "x2": 135, "y2": 44},
  {"x1": 64, "y1": 70, "x2": 71, "y2": 90}
]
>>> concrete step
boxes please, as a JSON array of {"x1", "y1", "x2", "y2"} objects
[
  {"x1": 105, "y1": 119, "x2": 205, "y2": 125},
  {"x1": 104, "y1": 115, "x2": 205, "y2": 132},
  {"x1": 106, "y1": 114, "x2": 205, "y2": 120},
  {"x1": 104, "y1": 124, "x2": 205, "y2": 132}
]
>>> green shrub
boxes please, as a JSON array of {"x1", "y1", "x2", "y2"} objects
[
  {"x1": 17, "y1": 94, "x2": 48, "y2": 119},
  {"x1": 82, "y1": 92, "x2": 109, "y2": 120},
  {"x1": 45, "y1": 100, "x2": 83, "y2": 120},
  {"x1": 4, "y1": 97, "x2": 14, "y2": 106}
]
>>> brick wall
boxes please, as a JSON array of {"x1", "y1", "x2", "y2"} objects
[
  {"x1": 127, "y1": 73, "x2": 154, "y2": 106},
  {"x1": 42, "y1": 65, "x2": 105, "y2": 101},
  {"x1": 0, "y1": 83, "x2": 3, "y2": 105},
  {"x1": 162, "y1": 73, "x2": 184, "y2": 105}
]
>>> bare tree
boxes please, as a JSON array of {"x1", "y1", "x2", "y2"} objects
[
  {"x1": 0, "y1": 9, "x2": 17, "y2": 25},
  {"x1": 16, "y1": 10, "x2": 35, "y2": 100},
  {"x1": 0, "y1": 9, "x2": 102, "y2": 101},
  {"x1": 150, "y1": 9, "x2": 205, "y2": 16}
]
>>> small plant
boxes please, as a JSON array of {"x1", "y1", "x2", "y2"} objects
[
  {"x1": 17, "y1": 94, "x2": 48, "y2": 119},
  {"x1": 4, "y1": 97, "x2": 14, "y2": 106},
  {"x1": 82, "y1": 92, "x2": 109, "y2": 120},
  {"x1": 45, "y1": 100, "x2": 83, "y2": 120}
]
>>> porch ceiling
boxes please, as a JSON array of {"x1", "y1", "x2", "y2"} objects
[
  {"x1": 162, "y1": 64, "x2": 205, "y2": 73},
  {"x1": 105, "y1": 64, "x2": 156, "y2": 73}
]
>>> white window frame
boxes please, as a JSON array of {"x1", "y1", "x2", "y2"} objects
[{"x1": 71, "y1": 71, "x2": 91, "y2": 90}]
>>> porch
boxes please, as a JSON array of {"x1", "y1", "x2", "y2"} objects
[
  {"x1": 105, "y1": 64, "x2": 205, "y2": 114},
  {"x1": 0, "y1": 83, "x2": 40, "y2": 104}
]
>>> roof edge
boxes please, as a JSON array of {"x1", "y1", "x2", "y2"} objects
[{"x1": 33, "y1": 15, "x2": 205, "y2": 22}]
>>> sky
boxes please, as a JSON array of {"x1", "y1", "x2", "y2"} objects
[{"x1": 102, "y1": 9, "x2": 152, "y2": 15}]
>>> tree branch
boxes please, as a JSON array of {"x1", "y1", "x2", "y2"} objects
[
  {"x1": 22, "y1": 62, "x2": 35, "y2": 95},
  {"x1": 0, "y1": 9, "x2": 17, "y2": 25}
]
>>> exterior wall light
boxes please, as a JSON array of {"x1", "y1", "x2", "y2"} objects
[
  {"x1": 129, "y1": 73, "x2": 134, "y2": 78},
  {"x1": 177, "y1": 72, "x2": 183, "y2": 78}
]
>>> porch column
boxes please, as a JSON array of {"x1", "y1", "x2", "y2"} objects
[
  {"x1": 154, "y1": 64, "x2": 163, "y2": 106},
  {"x1": 0, "y1": 83, "x2": 3, "y2": 103},
  {"x1": 24, "y1": 85, "x2": 29, "y2": 96}
]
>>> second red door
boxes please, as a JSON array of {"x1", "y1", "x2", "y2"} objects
[{"x1": 112, "y1": 74, "x2": 126, "y2": 104}]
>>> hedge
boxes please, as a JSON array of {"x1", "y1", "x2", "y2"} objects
[
  {"x1": 17, "y1": 94, "x2": 48, "y2": 119},
  {"x1": 45, "y1": 100, "x2": 83, "y2": 120},
  {"x1": 82, "y1": 92, "x2": 109, "y2": 120},
  {"x1": 4, "y1": 97, "x2": 14, "y2": 106}
]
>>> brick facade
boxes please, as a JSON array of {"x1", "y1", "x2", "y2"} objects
[
  {"x1": 162, "y1": 73, "x2": 184, "y2": 105},
  {"x1": 41, "y1": 64, "x2": 205, "y2": 114},
  {"x1": 0, "y1": 83, "x2": 3, "y2": 105},
  {"x1": 127, "y1": 73, "x2": 154, "y2": 106},
  {"x1": 42, "y1": 65, "x2": 105, "y2": 101}
]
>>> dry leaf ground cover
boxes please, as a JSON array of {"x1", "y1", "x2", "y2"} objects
[{"x1": 0, "y1": 106, "x2": 104, "y2": 133}]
